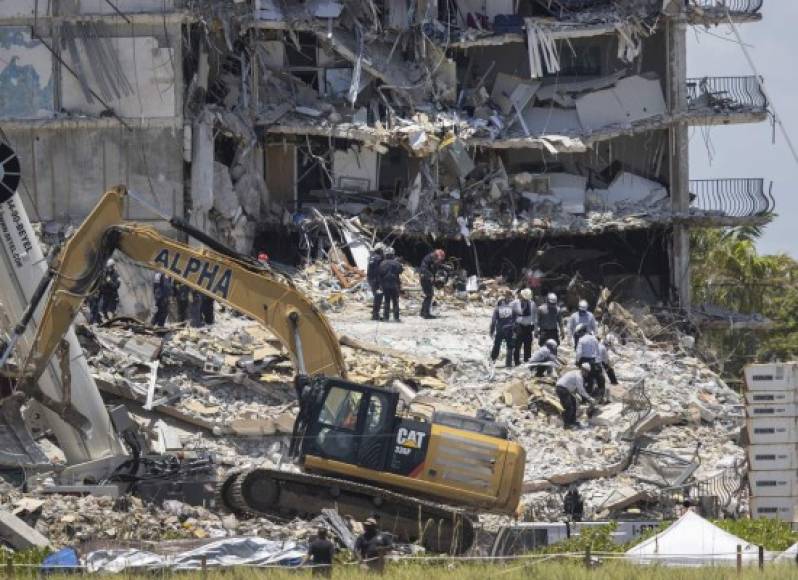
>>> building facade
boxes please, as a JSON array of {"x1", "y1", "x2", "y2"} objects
[{"x1": 0, "y1": 0, "x2": 771, "y2": 312}]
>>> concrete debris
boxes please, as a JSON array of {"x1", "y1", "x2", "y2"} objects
[{"x1": 0, "y1": 509, "x2": 50, "y2": 550}]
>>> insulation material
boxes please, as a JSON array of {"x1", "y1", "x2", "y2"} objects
[
  {"x1": 525, "y1": 20, "x2": 561, "y2": 79},
  {"x1": 61, "y1": 35, "x2": 176, "y2": 118},
  {"x1": 548, "y1": 173, "x2": 587, "y2": 214},
  {"x1": 332, "y1": 147, "x2": 378, "y2": 191},
  {"x1": 575, "y1": 75, "x2": 666, "y2": 132},
  {"x1": 0, "y1": 28, "x2": 54, "y2": 119}
]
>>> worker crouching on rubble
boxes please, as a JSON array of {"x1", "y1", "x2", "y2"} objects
[
  {"x1": 512, "y1": 288, "x2": 537, "y2": 365},
  {"x1": 556, "y1": 363, "x2": 596, "y2": 429},
  {"x1": 574, "y1": 325, "x2": 606, "y2": 402},
  {"x1": 419, "y1": 248, "x2": 445, "y2": 319},
  {"x1": 367, "y1": 243, "x2": 385, "y2": 321},
  {"x1": 529, "y1": 339, "x2": 559, "y2": 377},
  {"x1": 490, "y1": 293, "x2": 517, "y2": 367},
  {"x1": 378, "y1": 247, "x2": 403, "y2": 322}
]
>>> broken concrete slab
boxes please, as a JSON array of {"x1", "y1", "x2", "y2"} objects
[{"x1": 0, "y1": 509, "x2": 50, "y2": 550}]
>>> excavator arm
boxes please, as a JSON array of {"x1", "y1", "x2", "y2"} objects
[{"x1": 18, "y1": 186, "x2": 346, "y2": 431}]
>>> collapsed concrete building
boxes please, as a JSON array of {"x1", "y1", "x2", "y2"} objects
[{"x1": 0, "y1": 0, "x2": 772, "y2": 313}]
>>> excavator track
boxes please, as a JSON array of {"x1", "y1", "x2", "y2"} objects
[{"x1": 220, "y1": 468, "x2": 475, "y2": 554}]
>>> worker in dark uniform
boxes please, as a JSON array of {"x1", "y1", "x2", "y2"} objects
[
  {"x1": 490, "y1": 293, "x2": 517, "y2": 367},
  {"x1": 537, "y1": 292, "x2": 564, "y2": 346},
  {"x1": 151, "y1": 272, "x2": 171, "y2": 327},
  {"x1": 355, "y1": 517, "x2": 393, "y2": 573},
  {"x1": 173, "y1": 281, "x2": 190, "y2": 322},
  {"x1": 98, "y1": 259, "x2": 121, "y2": 320},
  {"x1": 419, "y1": 249, "x2": 445, "y2": 319},
  {"x1": 367, "y1": 243, "x2": 385, "y2": 321},
  {"x1": 200, "y1": 294, "x2": 215, "y2": 325},
  {"x1": 378, "y1": 247, "x2": 403, "y2": 322},
  {"x1": 189, "y1": 289, "x2": 205, "y2": 328},
  {"x1": 305, "y1": 526, "x2": 335, "y2": 577},
  {"x1": 87, "y1": 286, "x2": 102, "y2": 324}
]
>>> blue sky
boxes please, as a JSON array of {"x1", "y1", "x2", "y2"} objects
[{"x1": 688, "y1": 4, "x2": 798, "y2": 258}]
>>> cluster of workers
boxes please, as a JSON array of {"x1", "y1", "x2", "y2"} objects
[
  {"x1": 304, "y1": 515, "x2": 393, "y2": 576},
  {"x1": 490, "y1": 291, "x2": 619, "y2": 429},
  {"x1": 367, "y1": 245, "x2": 446, "y2": 321}
]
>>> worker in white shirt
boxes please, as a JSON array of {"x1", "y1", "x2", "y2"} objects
[{"x1": 556, "y1": 364, "x2": 595, "y2": 429}]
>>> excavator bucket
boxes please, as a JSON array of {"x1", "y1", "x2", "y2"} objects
[{"x1": 0, "y1": 391, "x2": 50, "y2": 469}]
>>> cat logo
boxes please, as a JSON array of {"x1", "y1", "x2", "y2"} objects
[{"x1": 396, "y1": 428, "x2": 426, "y2": 449}]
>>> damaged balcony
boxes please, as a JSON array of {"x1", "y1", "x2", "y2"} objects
[
  {"x1": 685, "y1": 178, "x2": 774, "y2": 226},
  {"x1": 686, "y1": 76, "x2": 769, "y2": 126},
  {"x1": 687, "y1": 0, "x2": 763, "y2": 25}
]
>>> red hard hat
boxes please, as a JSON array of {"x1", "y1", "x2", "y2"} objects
[
  {"x1": 258, "y1": 252, "x2": 269, "y2": 262},
  {"x1": 435, "y1": 249, "x2": 446, "y2": 259}
]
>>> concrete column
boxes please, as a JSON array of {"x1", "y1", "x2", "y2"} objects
[{"x1": 667, "y1": 13, "x2": 691, "y2": 309}]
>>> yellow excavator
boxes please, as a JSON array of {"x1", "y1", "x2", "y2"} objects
[{"x1": 5, "y1": 186, "x2": 525, "y2": 553}]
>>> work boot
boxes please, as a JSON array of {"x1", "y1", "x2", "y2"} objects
[{"x1": 422, "y1": 314, "x2": 437, "y2": 319}]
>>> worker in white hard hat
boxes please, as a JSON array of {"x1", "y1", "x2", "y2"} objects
[
  {"x1": 511, "y1": 287, "x2": 537, "y2": 365},
  {"x1": 536, "y1": 292, "x2": 564, "y2": 347},
  {"x1": 528, "y1": 338, "x2": 560, "y2": 377},
  {"x1": 575, "y1": 325, "x2": 604, "y2": 401},
  {"x1": 567, "y1": 299, "x2": 597, "y2": 348},
  {"x1": 555, "y1": 363, "x2": 595, "y2": 429}
]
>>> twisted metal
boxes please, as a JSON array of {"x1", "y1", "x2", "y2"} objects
[
  {"x1": 689, "y1": 0, "x2": 763, "y2": 15},
  {"x1": 689, "y1": 178, "x2": 774, "y2": 217},
  {"x1": 687, "y1": 76, "x2": 768, "y2": 113}
]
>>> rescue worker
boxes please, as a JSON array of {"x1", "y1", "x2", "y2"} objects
[
  {"x1": 257, "y1": 252, "x2": 270, "y2": 266},
  {"x1": 575, "y1": 325, "x2": 605, "y2": 401},
  {"x1": 378, "y1": 247, "x2": 403, "y2": 322},
  {"x1": 87, "y1": 287, "x2": 102, "y2": 324},
  {"x1": 200, "y1": 294, "x2": 215, "y2": 325},
  {"x1": 555, "y1": 364, "x2": 595, "y2": 429},
  {"x1": 367, "y1": 243, "x2": 385, "y2": 321},
  {"x1": 189, "y1": 289, "x2": 205, "y2": 328},
  {"x1": 305, "y1": 526, "x2": 335, "y2": 577},
  {"x1": 567, "y1": 299, "x2": 598, "y2": 347},
  {"x1": 419, "y1": 248, "x2": 445, "y2": 319},
  {"x1": 173, "y1": 281, "x2": 190, "y2": 322},
  {"x1": 529, "y1": 339, "x2": 559, "y2": 377},
  {"x1": 537, "y1": 292, "x2": 564, "y2": 346},
  {"x1": 564, "y1": 485, "x2": 585, "y2": 522},
  {"x1": 151, "y1": 272, "x2": 171, "y2": 327},
  {"x1": 512, "y1": 288, "x2": 537, "y2": 365},
  {"x1": 599, "y1": 333, "x2": 619, "y2": 386},
  {"x1": 354, "y1": 517, "x2": 393, "y2": 573},
  {"x1": 98, "y1": 259, "x2": 121, "y2": 320},
  {"x1": 490, "y1": 293, "x2": 517, "y2": 367}
]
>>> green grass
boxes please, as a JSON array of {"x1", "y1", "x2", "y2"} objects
[{"x1": 20, "y1": 561, "x2": 798, "y2": 579}]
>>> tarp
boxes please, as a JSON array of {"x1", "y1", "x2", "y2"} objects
[
  {"x1": 776, "y1": 542, "x2": 798, "y2": 563},
  {"x1": 625, "y1": 511, "x2": 758, "y2": 567},
  {"x1": 85, "y1": 537, "x2": 306, "y2": 573}
]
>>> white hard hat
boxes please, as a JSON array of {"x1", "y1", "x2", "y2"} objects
[
  {"x1": 384, "y1": 246, "x2": 395, "y2": 256},
  {"x1": 547, "y1": 293, "x2": 557, "y2": 304},
  {"x1": 604, "y1": 333, "x2": 617, "y2": 347},
  {"x1": 374, "y1": 242, "x2": 386, "y2": 252},
  {"x1": 578, "y1": 299, "x2": 588, "y2": 311},
  {"x1": 545, "y1": 339, "x2": 558, "y2": 351},
  {"x1": 580, "y1": 363, "x2": 591, "y2": 372},
  {"x1": 520, "y1": 288, "x2": 532, "y2": 300},
  {"x1": 106, "y1": 258, "x2": 115, "y2": 267}
]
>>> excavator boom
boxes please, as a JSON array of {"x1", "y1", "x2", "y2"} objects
[{"x1": 20, "y1": 186, "x2": 346, "y2": 427}]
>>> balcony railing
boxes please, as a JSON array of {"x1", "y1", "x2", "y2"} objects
[
  {"x1": 687, "y1": 76, "x2": 767, "y2": 115},
  {"x1": 689, "y1": 178, "x2": 774, "y2": 217},
  {"x1": 689, "y1": 0, "x2": 763, "y2": 16}
]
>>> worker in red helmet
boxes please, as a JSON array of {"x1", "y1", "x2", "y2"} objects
[
  {"x1": 418, "y1": 248, "x2": 445, "y2": 319},
  {"x1": 257, "y1": 252, "x2": 270, "y2": 265}
]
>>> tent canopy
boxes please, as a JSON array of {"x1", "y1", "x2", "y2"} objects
[{"x1": 625, "y1": 511, "x2": 758, "y2": 567}]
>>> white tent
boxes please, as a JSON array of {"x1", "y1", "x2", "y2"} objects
[
  {"x1": 776, "y1": 542, "x2": 798, "y2": 563},
  {"x1": 625, "y1": 511, "x2": 759, "y2": 567}
]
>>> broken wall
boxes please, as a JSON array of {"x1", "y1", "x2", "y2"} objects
[
  {"x1": 6, "y1": 125, "x2": 184, "y2": 222},
  {"x1": 59, "y1": 23, "x2": 180, "y2": 118},
  {"x1": 0, "y1": 28, "x2": 54, "y2": 119}
]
